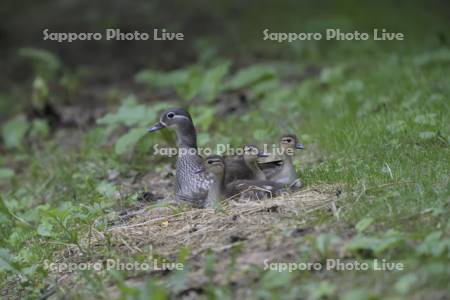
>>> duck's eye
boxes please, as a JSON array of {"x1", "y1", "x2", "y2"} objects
[
  {"x1": 208, "y1": 160, "x2": 214, "y2": 164},
  {"x1": 285, "y1": 139, "x2": 292, "y2": 143},
  {"x1": 167, "y1": 112, "x2": 175, "y2": 119}
]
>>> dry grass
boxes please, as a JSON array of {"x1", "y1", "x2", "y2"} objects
[{"x1": 45, "y1": 183, "x2": 343, "y2": 299}]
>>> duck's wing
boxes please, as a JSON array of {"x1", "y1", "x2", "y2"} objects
[
  {"x1": 258, "y1": 161, "x2": 283, "y2": 179},
  {"x1": 257, "y1": 153, "x2": 284, "y2": 177},
  {"x1": 223, "y1": 155, "x2": 253, "y2": 184},
  {"x1": 257, "y1": 152, "x2": 283, "y2": 164}
]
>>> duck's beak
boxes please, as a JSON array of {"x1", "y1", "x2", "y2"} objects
[
  {"x1": 296, "y1": 143, "x2": 305, "y2": 150},
  {"x1": 148, "y1": 122, "x2": 165, "y2": 132},
  {"x1": 194, "y1": 167, "x2": 205, "y2": 174},
  {"x1": 257, "y1": 151, "x2": 269, "y2": 157}
]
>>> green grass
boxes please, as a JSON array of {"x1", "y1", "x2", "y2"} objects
[{"x1": 1, "y1": 44, "x2": 449, "y2": 299}]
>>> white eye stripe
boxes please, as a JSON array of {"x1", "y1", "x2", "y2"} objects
[{"x1": 172, "y1": 115, "x2": 191, "y2": 121}]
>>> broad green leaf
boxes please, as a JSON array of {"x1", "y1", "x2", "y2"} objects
[
  {"x1": 18, "y1": 47, "x2": 61, "y2": 79},
  {"x1": 31, "y1": 77, "x2": 49, "y2": 110},
  {"x1": 0, "y1": 168, "x2": 15, "y2": 180},
  {"x1": 29, "y1": 119, "x2": 50, "y2": 139},
  {"x1": 386, "y1": 120, "x2": 406, "y2": 134},
  {"x1": 395, "y1": 273, "x2": 418, "y2": 294},
  {"x1": 96, "y1": 181, "x2": 118, "y2": 198},
  {"x1": 2, "y1": 115, "x2": 30, "y2": 149},
  {"x1": 306, "y1": 281, "x2": 336, "y2": 300},
  {"x1": 342, "y1": 79, "x2": 365, "y2": 93},
  {"x1": 0, "y1": 248, "x2": 20, "y2": 272},
  {"x1": 223, "y1": 64, "x2": 276, "y2": 91},
  {"x1": 200, "y1": 61, "x2": 230, "y2": 102},
  {"x1": 416, "y1": 231, "x2": 450, "y2": 257},
  {"x1": 355, "y1": 217, "x2": 374, "y2": 233},
  {"x1": 0, "y1": 195, "x2": 31, "y2": 226},
  {"x1": 37, "y1": 221, "x2": 54, "y2": 237},
  {"x1": 0, "y1": 195, "x2": 14, "y2": 218},
  {"x1": 135, "y1": 68, "x2": 190, "y2": 88},
  {"x1": 97, "y1": 95, "x2": 150, "y2": 126},
  {"x1": 115, "y1": 128, "x2": 148, "y2": 155},
  {"x1": 250, "y1": 78, "x2": 280, "y2": 96},
  {"x1": 345, "y1": 236, "x2": 379, "y2": 253},
  {"x1": 342, "y1": 288, "x2": 371, "y2": 300},
  {"x1": 414, "y1": 48, "x2": 450, "y2": 66},
  {"x1": 414, "y1": 113, "x2": 437, "y2": 126},
  {"x1": 259, "y1": 270, "x2": 292, "y2": 290},
  {"x1": 418, "y1": 131, "x2": 436, "y2": 140},
  {"x1": 175, "y1": 67, "x2": 203, "y2": 100},
  {"x1": 315, "y1": 233, "x2": 341, "y2": 256}
]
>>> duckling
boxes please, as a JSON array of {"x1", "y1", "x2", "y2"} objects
[
  {"x1": 242, "y1": 144, "x2": 269, "y2": 180},
  {"x1": 197, "y1": 155, "x2": 284, "y2": 201},
  {"x1": 258, "y1": 134, "x2": 304, "y2": 188},
  {"x1": 195, "y1": 155, "x2": 226, "y2": 206},
  {"x1": 223, "y1": 144, "x2": 268, "y2": 183},
  {"x1": 149, "y1": 108, "x2": 211, "y2": 205}
]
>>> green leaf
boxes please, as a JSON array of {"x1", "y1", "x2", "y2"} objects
[
  {"x1": 345, "y1": 236, "x2": 379, "y2": 253},
  {"x1": 0, "y1": 248, "x2": 20, "y2": 272},
  {"x1": 249, "y1": 78, "x2": 280, "y2": 96},
  {"x1": 29, "y1": 119, "x2": 50, "y2": 139},
  {"x1": 18, "y1": 47, "x2": 61, "y2": 79},
  {"x1": 414, "y1": 48, "x2": 450, "y2": 66},
  {"x1": 174, "y1": 67, "x2": 203, "y2": 100},
  {"x1": 314, "y1": 233, "x2": 341, "y2": 256},
  {"x1": 135, "y1": 68, "x2": 190, "y2": 88},
  {"x1": 259, "y1": 270, "x2": 292, "y2": 290},
  {"x1": 386, "y1": 120, "x2": 406, "y2": 134},
  {"x1": 306, "y1": 281, "x2": 336, "y2": 300},
  {"x1": 414, "y1": 113, "x2": 437, "y2": 126},
  {"x1": 395, "y1": 273, "x2": 418, "y2": 294},
  {"x1": 355, "y1": 217, "x2": 374, "y2": 233},
  {"x1": 2, "y1": 115, "x2": 30, "y2": 149},
  {"x1": 342, "y1": 288, "x2": 371, "y2": 300},
  {"x1": 0, "y1": 195, "x2": 14, "y2": 218},
  {"x1": 115, "y1": 128, "x2": 148, "y2": 155},
  {"x1": 37, "y1": 221, "x2": 54, "y2": 237},
  {"x1": 418, "y1": 131, "x2": 436, "y2": 140},
  {"x1": 0, "y1": 168, "x2": 15, "y2": 180},
  {"x1": 223, "y1": 64, "x2": 276, "y2": 91},
  {"x1": 96, "y1": 181, "x2": 118, "y2": 198},
  {"x1": 97, "y1": 96, "x2": 171, "y2": 128},
  {"x1": 0, "y1": 195, "x2": 31, "y2": 226},
  {"x1": 416, "y1": 231, "x2": 450, "y2": 257},
  {"x1": 97, "y1": 95, "x2": 150, "y2": 127},
  {"x1": 200, "y1": 61, "x2": 230, "y2": 102},
  {"x1": 31, "y1": 76, "x2": 49, "y2": 109}
]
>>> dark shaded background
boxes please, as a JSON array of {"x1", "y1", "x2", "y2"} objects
[{"x1": 0, "y1": 0, "x2": 448, "y2": 111}]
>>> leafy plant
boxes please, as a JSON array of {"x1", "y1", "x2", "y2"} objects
[
  {"x1": 97, "y1": 95, "x2": 172, "y2": 155},
  {"x1": 222, "y1": 64, "x2": 276, "y2": 91},
  {"x1": 18, "y1": 48, "x2": 61, "y2": 80},
  {"x1": 135, "y1": 61, "x2": 230, "y2": 102},
  {"x1": 1, "y1": 115, "x2": 29, "y2": 149}
]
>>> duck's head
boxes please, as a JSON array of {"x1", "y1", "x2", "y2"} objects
[
  {"x1": 280, "y1": 134, "x2": 304, "y2": 154},
  {"x1": 243, "y1": 144, "x2": 268, "y2": 163},
  {"x1": 148, "y1": 108, "x2": 193, "y2": 133},
  {"x1": 196, "y1": 155, "x2": 225, "y2": 177}
]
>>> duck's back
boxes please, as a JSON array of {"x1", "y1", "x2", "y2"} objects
[{"x1": 223, "y1": 155, "x2": 253, "y2": 184}]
